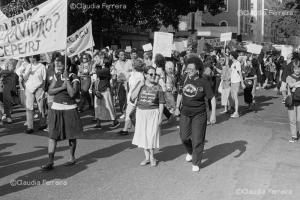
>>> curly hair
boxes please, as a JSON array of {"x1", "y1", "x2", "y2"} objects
[
  {"x1": 154, "y1": 53, "x2": 166, "y2": 70},
  {"x1": 186, "y1": 55, "x2": 204, "y2": 74}
]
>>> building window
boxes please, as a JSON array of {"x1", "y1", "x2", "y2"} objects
[
  {"x1": 222, "y1": 0, "x2": 229, "y2": 12},
  {"x1": 219, "y1": 20, "x2": 228, "y2": 26}
]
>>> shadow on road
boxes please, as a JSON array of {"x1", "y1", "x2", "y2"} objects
[
  {"x1": 201, "y1": 140, "x2": 248, "y2": 168},
  {"x1": 215, "y1": 95, "x2": 278, "y2": 124},
  {"x1": 0, "y1": 141, "x2": 134, "y2": 197}
]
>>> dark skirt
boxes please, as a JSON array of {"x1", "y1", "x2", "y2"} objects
[
  {"x1": 48, "y1": 108, "x2": 83, "y2": 141},
  {"x1": 244, "y1": 86, "x2": 253, "y2": 104}
]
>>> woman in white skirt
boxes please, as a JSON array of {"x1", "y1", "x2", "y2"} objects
[{"x1": 132, "y1": 66, "x2": 165, "y2": 167}]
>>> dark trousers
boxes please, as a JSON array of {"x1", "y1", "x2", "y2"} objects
[
  {"x1": 163, "y1": 106, "x2": 172, "y2": 119},
  {"x1": 79, "y1": 91, "x2": 92, "y2": 110},
  {"x1": 179, "y1": 112, "x2": 207, "y2": 166},
  {"x1": 117, "y1": 82, "x2": 127, "y2": 114}
]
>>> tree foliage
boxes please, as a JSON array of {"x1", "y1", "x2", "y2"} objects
[{"x1": 272, "y1": 0, "x2": 300, "y2": 40}]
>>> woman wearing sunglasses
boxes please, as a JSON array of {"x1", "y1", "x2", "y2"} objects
[
  {"x1": 78, "y1": 53, "x2": 93, "y2": 112},
  {"x1": 175, "y1": 55, "x2": 216, "y2": 172},
  {"x1": 132, "y1": 66, "x2": 165, "y2": 167}
]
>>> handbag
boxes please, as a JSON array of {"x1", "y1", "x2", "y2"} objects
[{"x1": 285, "y1": 95, "x2": 293, "y2": 108}]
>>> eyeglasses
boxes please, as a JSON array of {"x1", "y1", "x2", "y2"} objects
[{"x1": 148, "y1": 73, "x2": 157, "y2": 77}]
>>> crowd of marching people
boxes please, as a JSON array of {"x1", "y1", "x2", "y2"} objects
[{"x1": 0, "y1": 44, "x2": 299, "y2": 171}]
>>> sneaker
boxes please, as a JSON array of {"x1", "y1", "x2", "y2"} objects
[
  {"x1": 185, "y1": 154, "x2": 192, "y2": 162},
  {"x1": 34, "y1": 114, "x2": 39, "y2": 119},
  {"x1": 230, "y1": 112, "x2": 239, "y2": 118},
  {"x1": 192, "y1": 165, "x2": 200, "y2": 172},
  {"x1": 220, "y1": 110, "x2": 228, "y2": 114},
  {"x1": 38, "y1": 125, "x2": 47, "y2": 130},
  {"x1": 118, "y1": 130, "x2": 129, "y2": 135},
  {"x1": 110, "y1": 121, "x2": 120, "y2": 129},
  {"x1": 43, "y1": 127, "x2": 49, "y2": 132},
  {"x1": 6, "y1": 118, "x2": 12, "y2": 124},
  {"x1": 1, "y1": 115, "x2": 6, "y2": 121},
  {"x1": 289, "y1": 137, "x2": 298, "y2": 143},
  {"x1": 119, "y1": 114, "x2": 125, "y2": 119},
  {"x1": 24, "y1": 129, "x2": 34, "y2": 134},
  {"x1": 24, "y1": 122, "x2": 28, "y2": 126}
]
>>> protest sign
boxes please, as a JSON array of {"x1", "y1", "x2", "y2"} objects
[
  {"x1": 143, "y1": 43, "x2": 152, "y2": 52},
  {"x1": 67, "y1": 20, "x2": 94, "y2": 57},
  {"x1": 125, "y1": 46, "x2": 132, "y2": 53},
  {"x1": 174, "y1": 41, "x2": 186, "y2": 52},
  {"x1": 197, "y1": 38, "x2": 205, "y2": 54},
  {"x1": 153, "y1": 32, "x2": 173, "y2": 57},
  {"x1": 246, "y1": 44, "x2": 263, "y2": 54},
  {"x1": 0, "y1": 10, "x2": 8, "y2": 21},
  {"x1": 0, "y1": 0, "x2": 67, "y2": 59},
  {"x1": 281, "y1": 45, "x2": 293, "y2": 60},
  {"x1": 205, "y1": 38, "x2": 225, "y2": 48},
  {"x1": 220, "y1": 32, "x2": 232, "y2": 42}
]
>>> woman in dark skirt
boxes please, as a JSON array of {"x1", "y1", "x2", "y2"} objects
[{"x1": 41, "y1": 56, "x2": 83, "y2": 171}]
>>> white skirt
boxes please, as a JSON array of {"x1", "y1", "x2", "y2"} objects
[
  {"x1": 94, "y1": 88, "x2": 116, "y2": 121},
  {"x1": 132, "y1": 108, "x2": 160, "y2": 149}
]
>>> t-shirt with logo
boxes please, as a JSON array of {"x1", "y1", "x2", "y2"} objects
[
  {"x1": 136, "y1": 84, "x2": 166, "y2": 110},
  {"x1": 179, "y1": 74, "x2": 214, "y2": 116}
]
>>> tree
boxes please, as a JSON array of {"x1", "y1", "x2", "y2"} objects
[{"x1": 271, "y1": 0, "x2": 300, "y2": 43}]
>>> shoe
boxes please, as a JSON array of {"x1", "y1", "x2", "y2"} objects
[
  {"x1": 140, "y1": 159, "x2": 150, "y2": 166},
  {"x1": 119, "y1": 114, "x2": 125, "y2": 119},
  {"x1": 230, "y1": 112, "x2": 239, "y2": 118},
  {"x1": 38, "y1": 125, "x2": 47, "y2": 130},
  {"x1": 24, "y1": 129, "x2": 34, "y2": 134},
  {"x1": 34, "y1": 114, "x2": 39, "y2": 119},
  {"x1": 289, "y1": 137, "x2": 298, "y2": 143},
  {"x1": 118, "y1": 130, "x2": 129, "y2": 135},
  {"x1": 43, "y1": 127, "x2": 49, "y2": 132},
  {"x1": 93, "y1": 125, "x2": 102, "y2": 129},
  {"x1": 192, "y1": 165, "x2": 200, "y2": 172},
  {"x1": 185, "y1": 154, "x2": 192, "y2": 162},
  {"x1": 220, "y1": 110, "x2": 227, "y2": 114},
  {"x1": 109, "y1": 121, "x2": 120, "y2": 129},
  {"x1": 24, "y1": 122, "x2": 28, "y2": 126},
  {"x1": 150, "y1": 159, "x2": 157, "y2": 167},
  {"x1": 1, "y1": 115, "x2": 6, "y2": 121},
  {"x1": 41, "y1": 162, "x2": 54, "y2": 171},
  {"x1": 63, "y1": 160, "x2": 76, "y2": 166},
  {"x1": 6, "y1": 118, "x2": 12, "y2": 124}
]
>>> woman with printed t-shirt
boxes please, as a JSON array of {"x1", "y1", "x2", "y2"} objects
[
  {"x1": 132, "y1": 66, "x2": 165, "y2": 167},
  {"x1": 175, "y1": 56, "x2": 216, "y2": 172},
  {"x1": 41, "y1": 56, "x2": 83, "y2": 171}
]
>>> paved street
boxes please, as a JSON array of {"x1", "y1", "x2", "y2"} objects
[{"x1": 0, "y1": 89, "x2": 299, "y2": 200}]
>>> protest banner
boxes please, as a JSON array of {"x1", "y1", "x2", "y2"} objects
[
  {"x1": 246, "y1": 43, "x2": 263, "y2": 54},
  {"x1": 143, "y1": 43, "x2": 152, "y2": 52},
  {"x1": 0, "y1": 10, "x2": 8, "y2": 21},
  {"x1": 220, "y1": 32, "x2": 232, "y2": 42},
  {"x1": 153, "y1": 32, "x2": 173, "y2": 57},
  {"x1": 0, "y1": 0, "x2": 68, "y2": 59},
  {"x1": 67, "y1": 20, "x2": 94, "y2": 57},
  {"x1": 197, "y1": 38, "x2": 205, "y2": 54},
  {"x1": 281, "y1": 45, "x2": 293, "y2": 60}
]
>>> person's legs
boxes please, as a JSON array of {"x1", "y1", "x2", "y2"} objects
[
  {"x1": 118, "y1": 83, "x2": 127, "y2": 114},
  {"x1": 35, "y1": 88, "x2": 46, "y2": 128},
  {"x1": 140, "y1": 149, "x2": 150, "y2": 166},
  {"x1": 191, "y1": 113, "x2": 207, "y2": 167},
  {"x1": 25, "y1": 89, "x2": 35, "y2": 130},
  {"x1": 149, "y1": 148, "x2": 156, "y2": 166},
  {"x1": 288, "y1": 106, "x2": 297, "y2": 139},
  {"x1": 230, "y1": 83, "x2": 239, "y2": 116},
  {"x1": 179, "y1": 114, "x2": 193, "y2": 155},
  {"x1": 41, "y1": 138, "x2": 57, "y2": 170},
  {"x1": 68, "y1": 139, "x2": 77, "y2": 162},
  {"x1": 122, "y1": 103, "x2": 135, "y2": 132}
]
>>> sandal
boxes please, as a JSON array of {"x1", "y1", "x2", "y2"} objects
[
  {"x1": 140, "y1": 159, "x2": 150, "y2": 166},
  {"x1": 41, "y1": 163, "x2": 54, "y2": 171}
]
